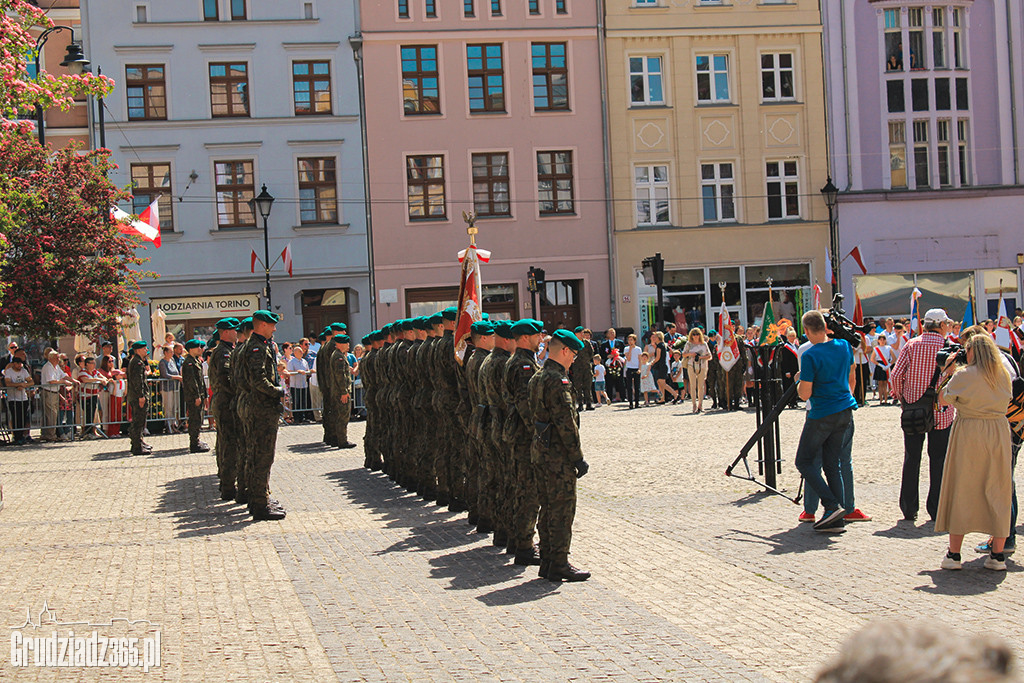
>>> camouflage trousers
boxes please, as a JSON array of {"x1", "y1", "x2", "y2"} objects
[
  {"x1": 510, "y1": 435, "x2": 541, "y2": 551},
  {"x1": 128, "y1": 397, "x2": 147, "y2": 452},
  {"x1": 186, "y1": 399, "x2": 203, "y2": 448},
  {"x1": 211, "y1": 394, "x2": 238, "y2": 494},
  {"x1": 332, "y1": 397, "x2": 351, "y2": 445},
  {"x1": 535, "y1": 456, "x2": 577, "y2": 564},
  {"x1": 489, "y1": 425, "x2": 515, "y2": 537},
  {"x1": 246, "y1": 401, "x2": 281, "y2": 507},
  {"x1": 717, "y1": 365, "x2": 745, "y2": 409},
  {"x1": 572, "y1": 375, "x2": 593, "y2": 410},
  {"x1": 362, "y1": 390, "x2": 382, "y2": 468},
  {"x1": 234, "y1": 395, "x2": 253, "y2": 496},
  {"x1": 322, "y1": 386, "x2": 336, "y2": 445},
  {"x1": 413, "y1": 392, "x2": 437, "y2": 492}
]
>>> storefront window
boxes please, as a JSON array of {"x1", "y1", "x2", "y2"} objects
[
  {"x1": 709, "y1": 267, "x2": 741, "y2": 308},
  {"x1": 662, "y1": 268, "x2": 705, "y2": 332},
  {"x1": 854, "y1": 271, "x2": 972, "y2": 319}
]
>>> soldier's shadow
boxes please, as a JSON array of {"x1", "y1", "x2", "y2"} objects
[{"x1": 154, "y1": 474, "x2": 252, "y2": 538}]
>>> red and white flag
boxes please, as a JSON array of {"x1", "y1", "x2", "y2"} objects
[
  {"x1": 995, "y1": 298, "x2": 1021, "y2": 353},
  {"x1": 111, "y1": 200, "x2": 161, "y2": 248},
  {"x1": 717, "y1": 301, "x2": 740, "y2": 372},
  {"x1": 250, "y1": 249, "x2": 259, "y2": 274},
  {"x1": 281, "y1": 243, "x2": 293, "y2": 277},
  {"x1": 845, "y1": 245, "x2": 868, "y2": 275},
  {"x1": 454, "y1": 245, "x2": 486, "y2": 365},
  {"x1": 812, "y1": 283, "x2": 822, "y2": 310}
]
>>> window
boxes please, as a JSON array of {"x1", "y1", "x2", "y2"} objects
[
  {"x1": 293, "y1": 61, "x2": 332, "y2": 115},
  {"x1": 937, "y1": 120, "x2": 951, "y2": 187},
  {"x1": 125, "y1": 65, "x2": 166, "y2": 120},
  {"x1": 528, "y1": 0, "x2": 540, "y2": 14},
  {"x1": 209, "y1": 62, "x2": 249, "y2": 117},
  {"x1": 467, "y1": 44, "x2": 505, "y2": 113},
  {"x1": 472, "y1": 152, "x2": 511, "y2": 217},
  {"x1": 911, "y1": 78, "x2": 928, "y2": 111},
  {"x1": 957, "y1": 119, "x2": 969, "y2": 185},
  {"x1": 629, "y1": 56, "x2": 663, "y2": 106},
  {"x1": 956, "y1": 77, "x2": 969, "y2": 110},
  {"x1": 887, "y1": 80, "x2": 905, "y2": 113},
  {"x1": 537, "y1": 151, "x2": 574, "y2": 215},
  {"x1": 634, "y1": 0, "x2": 658, "y2": 4},
  {"x1": 203, "y1": 0, "x2": 218, "y2": 21},
  {"x1": 952, "y1": 8, "x2": 964, "y2": 68},
  {"x1": 214, "y1": 160, "x2": 255, "y2": 228},
  {"x1": 766, "y1": 160, "x2": 799, "y2": 220},
  {"x1": 913, "y1": 120, "x2": 929, "y2": 188},
  {"x1": 406, "y1": 155, "x2": 446, "y2": 220},
  {"x1": 135, "y1": 5, "x2": 148, "y2": 22},
  {"x1": 556, "y1": 0, "x2": 567, "y2": 13},
  {"x1": 635, "y1": 165, "x2": 669, "y2": 225},
  {"x1": 907, "y1": 8, "x2": 924, "y2": 70},
  {"x1": 230, "y1": 0, "x2": 245, "y2": 19},
  {"x1": 303, "y1": 2, "x2": 313, "y2": 19},
  {"x1": 761, "y1": 53, "x2": 794, "y2": 101},
  {"x1": 889, "y1": 121, "x2": 907, "y2": 188},
  {"x1": 398, "y1": 0, "x2": 409, "y2": 18},
  {"x1": 298, "y1": 158, "x2": 338, "y2": 224},
  {"x1": 700, "y1": 162, "x2": 735, "y2": 223},
  {"x1": 401, "y1": 46, "x2": 440, "y2": 114},
  {"x1": 130, "y1": 163, "x2": 173, "y2": 232},
  {"x1": 425, "y1": 0, "x2": 436, "y2": 17},
  {"x1": 465, "y1": 0, "x2": 474, "y2": 16},
  {"x1": 696, "y1": 54, "x2": 729, "y2": 103},
  {"x1": 933, "y1": 77, "x2": 950, "y2": 110},
  {"x1": 884, "y1": 9, "x2": 902, "y2": 71},
  {"x1": 491, "y1": 0, "x2": 501, "y2": 15},
  {"x1": 531, "y1": 43, "x2": 569, "y2": 111},
  {"x1": 932, "y1": 8, "x2": 946, "y2": 69}
]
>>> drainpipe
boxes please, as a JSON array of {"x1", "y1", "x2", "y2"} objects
[
  {"x1": 349, "y1": 25, "x2": 377, "y2": 329},
  {"x1": 1006, "y1": 0, "x2": 1020, "y2": 185},
  {"x1": 596, "y1": 0, "x2": 617, "y2": 326},
  {"x1": 839, "y1": 0, "x2": 853, "y2": 188}
]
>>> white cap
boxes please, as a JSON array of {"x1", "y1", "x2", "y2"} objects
[{"x1": 923, "y1": 308, "x2": 953, "y2": 324}]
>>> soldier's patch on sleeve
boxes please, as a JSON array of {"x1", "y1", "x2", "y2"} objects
[
  {"x1": 561, "y1": 378, "x2": 570, "y2": 385},
  {"x1": 523, "y1": 365, "x2": 531, "y2": 370}
]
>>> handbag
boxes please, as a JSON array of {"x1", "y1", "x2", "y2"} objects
[
  {"x1": 1007, "y1": 377, "x2": 1024, "y2": 424},
  {"x1": 900, "y1": 368, "x2": 941, "y2": 435}
]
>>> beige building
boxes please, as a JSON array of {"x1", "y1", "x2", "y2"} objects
[{"x1": 605, "y1": 0, "x2": 832, "y2": 333}]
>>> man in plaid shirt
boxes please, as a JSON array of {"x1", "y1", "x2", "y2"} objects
[{"x1": 890, "y1": 308, "x2": 955, "y2": 521}]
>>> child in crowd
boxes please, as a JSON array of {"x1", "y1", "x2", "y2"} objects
[
  {"x1": 639, "y1": 352, "x2": 656, "y2": 406},
  {"x1": 871, "y1": 334, "x2": 893, "y2": 405},
  {"x1": 593, "y1": 355, "x2": 610, "y2": 406},
  {"x1": 670, "y1": 350, "x2": 685, "y2": 405}
]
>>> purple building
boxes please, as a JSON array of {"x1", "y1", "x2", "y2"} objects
[{"x1": 824, "y1": 1, "x2": 1024, "y2": 320}]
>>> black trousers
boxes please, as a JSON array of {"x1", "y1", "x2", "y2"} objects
[
  {"x1": 8, "y1": 400, "x2": 29, "y2": 441},
  {"x1": 900, "y1": 426, "x2": 950, "y2": 520},
  {"x1": 624, "y1": 368, "x2": 641, "y2": 407},
  {"x1": 290, "y1": 387, "x2": 312, "y2": 423}
]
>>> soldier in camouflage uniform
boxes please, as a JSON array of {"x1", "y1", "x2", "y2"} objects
[
  {"x1": 208, "y1": 317, "x2": 240, "y2": 498},
  {"x1": 412, "y1": 314, "x2": 443, "y2": 497},
  {"x1": 317, "y1": 324, "x2": 338, "y2": 447},
  {"x1": 241, "y1": 310, "x2": 287, "y2": 521},
  {"x1": 717, "y1": 339, "x2": 747, "y2": 411},
  {"x1": 431, "y1": 308, "x2": 461, "y2": 509},
  {"x1": 503, "y1": 318, "x2": 544, "y2": 563},
  {"x1": 125, "y1": 341, "x2": 152, "y2": 455},
  {"x1": 528, "y1": 328, "x2": 591, "y2": 582},
  {"x1": 181, "y1": 339, "x2": 210, "y2": 453},
  {"x1": 330, "y1": 333, "x2": 356, "y2": 448},
  {"x1": 568, "y1": 326, "x2": 595, "y2": 412},
  {"x1": 360, "y1": 332, "x2": 383, "y2": 470},
  {"x1": 230, "y1": 317, "x2": 253, "y2": 503},
  {"x1": 378, "y1": 325, "x2": 397, "y2": 479},
  {"x1": 465, "y1": 321, "x2": 495, "y2": 531},
  {"x1": 479, "y1": 320, "x2": 514, "y2": 543}
]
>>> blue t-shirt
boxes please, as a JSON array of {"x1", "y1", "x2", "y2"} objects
[{"x1": 800, "y1": 339, "x2": 858, "y2": 419}]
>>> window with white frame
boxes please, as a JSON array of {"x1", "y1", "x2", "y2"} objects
[
  {"x1": 884, "y1": 9, "x2": 902, "y2": 72},
  {"x1": 913, "y1": 120, "x2": 929, "y2": 188},
  {"x1": 629, "y1": 56, "x2": 664, "y2": 106},
  {"x1": 957, "y1": 119, "x2": 970, "y2": 185},
  {"x1": 889, "y1": 121, "x2": 907, "y2": 188},
  {"x1": 760, "y1": 53, "x2": 794, "y2": 101},
  {"x1": 932, "y1": 8, "x2": 946, "y2": 69},
  {"x1": 633, "y1": 0, "x2": 658, "y2": 5},
  {"x1": 635, "y1": 165, "x2": 669, "y2": 226},
  {"x1": 700, "y1": 162, "x2": 735, "y2": 223},
  {"x1": 765, "y1": 160, "x2": 799, "y2": 220},
  {"x1": 952, "y1": 8, "x2": 965, "y2": 68},
  {"x1": 937, "y1": 119, "x2": 951, "y2": 187},
  {"x1": 696, "y1": 54, "x2": 729, "y2": 103},
  {"x1": 907, "y1": 7, "x2": 925, "y2": 70}
]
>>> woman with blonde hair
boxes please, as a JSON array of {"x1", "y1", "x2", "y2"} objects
[
  {"x1": 936, "y1": 333, "x2": 1014, "y2": 571},
  {"x1": 681, "y1": 328, "x2": 712, "y2": 413},
  {"x1": 650, "y1": 330, "x2": 679, "y2": 404}
]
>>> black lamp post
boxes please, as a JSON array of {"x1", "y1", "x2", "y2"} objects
[
  {"x1": 33, "y1": 27, "x2": 90, "y2": 145},
  {"x1": 641, "y1": 252, "x2": 665, "y2": 331},
  {"x1": 820, "y1": 177, "x2": 840, "y2": 297},
  {"x1": 248, "y1": 184, "x2": 275, "y2": 309},
  {"x1": 527, "y1": 266, "x2": 545, "y2": 320}
]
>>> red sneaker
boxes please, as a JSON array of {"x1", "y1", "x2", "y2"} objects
[
  {"x1": 844, "y1": 509, "x2": 872, "y2": 522},
  {"x1": 798, "y1": 512, "x2": 815, "y2": 523}
]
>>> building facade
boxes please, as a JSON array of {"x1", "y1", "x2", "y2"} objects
[
  {"x1": 606, "y1": 0, "x2": 831, "y2": 334},
  {"x1": 824, "y1": 0, "x2": 1024, "y2": 320},
  {"x1": 27, "y1": 0, "x2": 89, "y2": 149},
  {"x1": 359, "y1": 0, "x2": 612, "y2": 330},
  {"x1": 80, "y1": 0, "x2": 370, "y2": 343}
]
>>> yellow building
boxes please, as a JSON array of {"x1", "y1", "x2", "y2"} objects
[{"x1": 605, "y1": 0, "x2": 832, "y2": 333}]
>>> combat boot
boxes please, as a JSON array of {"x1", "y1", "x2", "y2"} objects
[
  {"x1": 448, "y1": 499, "x2": 467, "y2": 513},
  {"x1": 235, "y1": 489, "x2": 249, "y2": 505},
  {"x1": 190, "y1": 441, "x2": 210, "y2": 453},
  {"x1": 467, "y1": 512, "x2": 479, "y2": 526},
  {"x1": 435, "y1": 493, "x2": 450, "y2": 507},
  {"x1": 538, "y1": 559, "x2": 551, "y2": 579},
  {"x1": 505, "y1": 540, "x2": 517, "y2": 555},
  {"x1": 220, "y1": 488, "x2": 236, "y2": 502},
  {"x1": 514, "y1": 545, "x2": 542, "y2": 566},
  {"x1": 251, "y1": 503, "x2": 286, "y2": 521},
  {"x1": 492, "y1": 530, "x2": 508, "y2": 547},
  {"x1": 546, "y1": 562, "x2": 590, "y2": 582},
  {"x1": 475, "y1": 518, "x2": 493, "y2": 535},
  {"x1": 420, "y1": 487, "x2": 437, "y2": 502}
]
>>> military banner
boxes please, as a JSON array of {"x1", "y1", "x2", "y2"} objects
[
  {"x1": 718, "y1": 302, "x2": 740, "y2": 372},
  {"x1": 454, "y1": 246, "x2": 489, "y2": 365}
]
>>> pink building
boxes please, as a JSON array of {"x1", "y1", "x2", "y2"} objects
[{"x1": 360, "y1": 0, "x2": 611, "y2": 329}]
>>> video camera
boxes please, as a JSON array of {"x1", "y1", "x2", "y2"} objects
[
  {"x1": 936, "y1": 344, "x2": 967, "y2": 368},
  {"x1": 824, "y1": 294, "x2": 874, "y2": 349}
]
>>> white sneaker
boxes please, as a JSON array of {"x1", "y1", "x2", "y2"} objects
[
  {"x1": 941, "y1": 552, "x2": 962, "y2": 570},
  {"x1": 984, "y1": 555, "x2": 1007, "y2": 571}
]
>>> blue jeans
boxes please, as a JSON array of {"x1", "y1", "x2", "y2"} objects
[
  {"x1": 795, "y1": 409, "x2": 854, "y2": 513},
  {"x1": 803, "y1": 419, "x2": 856, "y2": 514}
]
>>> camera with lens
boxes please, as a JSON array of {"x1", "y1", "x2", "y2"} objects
[
  {"x1": 936, "y1": 344, "x2": 967, "y2": 368},
  {"x1": 824, "y1": 294, "x2": 874, "y2": 349}
]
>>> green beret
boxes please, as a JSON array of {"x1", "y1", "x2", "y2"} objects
[
  {"x1": 481, "y1": 312, "x2": 490, "y2": 321},
  {"x1": 495, "y1": 320, "x2": 516, "y2": 339},
  {"x1": 510, "y1": 318, "x2": 544, "y2": 336},
  {"x1": 442, "y1": 306, "x2": 458, "y2": 321},
  {"x1": 429, "y1": 312, "x2": 444, "y2": 326},
  {"x1": 333, "y1": 334, "x2": 351, "y2": 344},
  {"x1": 238, "y1": 317, "x2": 254, "y2": 331},
  {"x1": 131, "y1": 340, "x2": 148, "y2": 350},
  {"x1": 206, "y1": 334, "x2": 219, "y2": 349},
  {"x1": 330, "y1": 322, "x2": 347, "y2": 332},
  {"x1": 414, "y1": 316, "x2": 430, "y2": 331},
  {"x1": 400, "y1": 319, "x2": 415, "y2": 331},
  {"x1": 707, "y1": 329, "x2": 717, "y2": 337},
  {"x1": 184, "y1": 339, "x2": 203, "y2": 350},
  {"x1": 361, "y1": 336, "x2": 371, "y2": 345},
  {"x1": 551, "y1": 328, "x2": 584, "y2": 352},
  {"x1": 317, "y1": 333, "x2": 326, "y2": 342},
  {"x1": 253, "y1": 309, "x2": 280, "y2": 323},
  {"x1": 471, "y1": 320, "x2": 494, "y2": 336},
  {"x1": 573, "y1": 325, "x2": 584, "y2": 333},
  {"x1": 215, "y1": 317, "x2": 240, "y2": 330}
]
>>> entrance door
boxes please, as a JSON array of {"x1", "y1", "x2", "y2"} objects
[
  {"x1": 302, "y1": 289, "x2": 349, "y2": 338},
  {"x1": 539, "y1": 279, "x2": 581, "y2": 330}
]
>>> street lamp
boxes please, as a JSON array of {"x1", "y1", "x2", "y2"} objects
[
  {"x1": 820, "y1": 177, "x2": 840, "y2": 296},
  {"x1": 641, "y1": 252, "x2": 665, "y2": 331},
  {"x1": 527, "y1": 266, "x2": 545, "y2": 320},
  {"x1": 248, "y1": 184, "x2": 275, "y2": 310},
  {"x1": 33, "y1": 27, "x2": 90, "y2": 145}
]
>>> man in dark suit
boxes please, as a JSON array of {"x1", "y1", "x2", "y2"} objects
[
  {"x1": 0, "y1": 341, "x2": 18, "y2": 372},
  {"x1": 780, "y1": 327, "x2": 801, "y2": 408}
]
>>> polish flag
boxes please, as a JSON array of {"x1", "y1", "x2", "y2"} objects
[
  {"x1": 995, "y1": 299, "x2": 1021, "y2": 353},
  {"x1": 281, "y1": 243, "x2": 293, "y2": 277},
  {"x1": 846, "y1": 245, "x2": 868, "y2": 275},
  {"x1": 454, "y1": 246, "x2": 486, "y2": 365},
  {"x1": 250, "y1": 249, "x2": 258, "y2": 274},
  {"x1": 910, "y1": 288, "x2": 923, "y2": 335},
  {"x1": 717, "y1": 302, "x2": 740, "y2": 372},
  {"x1": 111, "y1": 200, "x2": 161, "y2": 247},
  {"x1": 458, "y1": 247, "x2": 491, "y2": 263},
  {"x1": 812, "y1": 283, "x2": 822, "y2": 310}
]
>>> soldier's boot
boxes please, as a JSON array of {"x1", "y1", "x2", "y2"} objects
[
  {"x1": 514, "y1": 545, "x2": 542, "y2": 566},
  {"x1": 474, "y1": 517, "x2": 493, "y2": 534},
  {"x1": 538, "y1": 558, "x2": 551, "y2": 579},
  {"x1": 235, "y1": 489, "x2": 249, "y2": 505},
  {"x1": 448, "y1": 499, "x2": 468, "y2": 513},
  {"x1": 492, "y1": 530, "x2": 508, "y2": 548},
  {"x1": 547, "y1": 562, "x2": 590, "y2": 582},
  {"x1": 435, "y1": 492, "x2": 450, "y2": 507},
  {"x1": 251, "y1": 503, "x2": 286, "y2": 521},
  {"x1": 190, "y1": 441, "x2": 210, "y2": 453},
  {"x1": 505, "y1": 538, "x2": 519, "y2": 555},
  {"x1": 467, "y1": 511, "x2": 479, "y2": 527},
  {"x1": 220, "y1": 488, "x2": 236, "y2": 501}
]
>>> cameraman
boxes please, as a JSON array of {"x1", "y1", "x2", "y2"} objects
[
  {"x1": 890, "y1": 308, "x2": 955, "y2": 521},
  {"x1": 794, "y1": 310, "x2": 859, "y2": 532}
]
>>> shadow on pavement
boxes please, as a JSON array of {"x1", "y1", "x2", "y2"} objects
[
  {"x1": 428, "y1": 545, "x2": 530, "y2": 590},
  {"x1": 872, "y1": 521, "x2": 943, "y2": 539},
  {"x1": 732, "y1": 490, "x2": 776, "y2": 508},
  {"x1": 287, "y1": 442, "x2": 334, "y2": 454},
  {"x1": 476, "y1": 578, "x2": 562, "y2": 606},
  {"x1": 154, "y1": 474, "x2": 252, "y2": 538},
  {"x1": 914, "y1": 563, "x2": 1015, "y2": 595},
  {"x1": 719, "y1": 526, "x2": 846, "y2": 555},
  {"x1": 91, "y1": 449, "x2": 134, "y2": 461}
]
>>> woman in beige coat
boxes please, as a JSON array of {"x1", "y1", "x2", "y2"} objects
[{"x1": 936, "y1": 333, "x2": 1013, "y2": 571}]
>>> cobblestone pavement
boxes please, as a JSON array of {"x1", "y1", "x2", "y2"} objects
[{"x1": 0, "y1": 400, "x2": 1020, "y2": 681}]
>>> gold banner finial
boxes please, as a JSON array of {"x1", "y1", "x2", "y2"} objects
[{"x1": 462, "y1": 210, "x2": 478, "y2": 247}]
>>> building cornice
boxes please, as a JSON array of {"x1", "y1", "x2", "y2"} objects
[
  {"x1": 361, "y1": 27, "x2": 598, "y2": 41},
  {"x1": 607, "y1": 24, "x2": 820, "y2": 37},
  {"x1": 113, "y1": 44, "x2": 174, "y2": 54},
  {"x1": 95, "y1": 115, "x2": 359, "y2": 132},
  {"x1": 282, "y1": 42, "x2": 341, "y2": 51},
  {"x1": 286, "y1": 138, "x2": 345, "y2": 147},
  {"x1": 197, "y1": 43, "x2": 256, "y2": 53},
  {"x1": 130, "y1": 19, "x2": 319, "y2": 28},
  {"x1": 839, "y1": 185, "x2": 1024, "y2": 203},
  {"x1": 203, "y1": 141, "x2": 263, "y2": 150},
  {"x1": 119, "y1": 144, "x2": 181, "y2": 153}
]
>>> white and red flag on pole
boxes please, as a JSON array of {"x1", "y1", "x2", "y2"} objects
[
  {"x1": 910, "y1": 287, "x2": 923, "y2": 335},
  {"x1": 281, "y1": 243, "x2": 293, "y2": 277},
  {"x1": 995, "y1": 298, "x2": 1021, "y2": 353},
  {"x1": 717, "y1": 301, "x2": 740, "y2": 372},
  {"x1": 454, "y1": 245, "x2": 486, "y2": 365},
  {"x1": 111, "y1": 200, "x2": 161, "y2": 247},
  {"x1": 845, "y1": 245, "x2": 868, "y2": 274},
  {"x1": 250, "y1": 249, "x2": 259, "y2": 274},
  {"x1": 812, "y1": 283, "x2": 822, "y2": 310}
]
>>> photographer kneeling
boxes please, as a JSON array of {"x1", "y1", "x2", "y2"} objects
[{"x1": 794, "y1": 310, "x2": 859, "y2": 532}]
